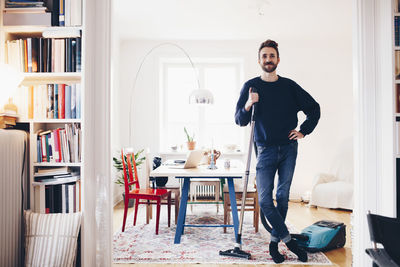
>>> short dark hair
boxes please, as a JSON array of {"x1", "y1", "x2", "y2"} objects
[{"x1": 258, "y1": 39, "x2": 279, "y2": 58}]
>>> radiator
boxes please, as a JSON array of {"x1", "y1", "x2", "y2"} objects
[
  {"x1": 0, "y1": 129, "x2": 28, "y2": 267},
  {"x1": 189, "y1": 181, "x2": 220, "y2": 201}
]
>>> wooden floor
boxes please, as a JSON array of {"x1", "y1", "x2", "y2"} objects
[{"x1": 113, "y1": 200, "x2": 352, "y2": 267}]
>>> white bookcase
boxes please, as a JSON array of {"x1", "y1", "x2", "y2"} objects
[{"x1": 0, "y1": 0, "x2": 85, "y2": 218}]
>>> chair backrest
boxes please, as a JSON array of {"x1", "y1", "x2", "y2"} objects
[
  {"x1": 367, "y1": 212, "x2": 400, "y2": 264},
  {"x1": 121, "y1": 148, "x2": 140, "y2": 193}
]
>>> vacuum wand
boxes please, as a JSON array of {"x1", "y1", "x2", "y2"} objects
[{"x1": 219, "y1": 87, "x2": 257, "y2": 260}]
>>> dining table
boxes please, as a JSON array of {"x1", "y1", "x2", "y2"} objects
[{"x1": 150, "y1": 162, "x2": 245, "y2": 244}]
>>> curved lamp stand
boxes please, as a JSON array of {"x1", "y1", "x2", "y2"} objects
[{"x1": 128, "y1": 42, "x2": 214, "y2": 144}]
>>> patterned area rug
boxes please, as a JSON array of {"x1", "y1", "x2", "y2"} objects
[{"x1": 113, "y1": 213, "x2": 332, "y2": 265}]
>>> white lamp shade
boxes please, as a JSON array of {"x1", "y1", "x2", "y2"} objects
[
  {"x1": 189, "y1": 89, "x2": 214, "y2": 105},
  {"x1": 0, "y1": 63, "x2": 23, "y2": 105}
]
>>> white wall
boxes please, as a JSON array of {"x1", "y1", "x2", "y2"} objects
[{"x1": 112, "y1": 35, "x2": 353, "y2": 200}]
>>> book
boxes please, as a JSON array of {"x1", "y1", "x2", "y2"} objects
[
  {"x1": 58, "y1": 84, "x2": 65, "y2": 119},
  {"x1": 71, "y1": 84, "x2": 76, "y2": 118},
  {"x1": 59, "y1": 0, "x2": 65, "y2": 26},
  {"x1": 36, "y1": 166, "x2": 68, "y2": 174},
  {"x1": 65, "y1": 85, "x2": 71, "y2": 119},
  {"x1": 47, "y1": 84, "x2": 54, "y2": 118},
  {"x1": 54, "y1": 84, "x2": 59, "y2": 118},
  {"x1": 55, "y1": 128, "x2": 63, "y2": 162},
  {"x1": 33, "y1": 175, "x2": 80, "y2": 185},
  {"x1": 76, "y1": 37, "x2": 81, "y2": 72},
  {"x1": 45, "y1": 38, "x2": 52, "y2": 72},
  {"x1": 44, "y1": 0, "x2": 60, "y2": 26},
  {"x1": 4, "y1": 7, "x2": 47, "y2": 13},
  {"x1": 34, "y1": 185, "x2": 46, "y2": 213}
]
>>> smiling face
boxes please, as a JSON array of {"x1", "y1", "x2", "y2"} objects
[{"x1": 258, "y1": 47, "x2": 280, "y2": 73}]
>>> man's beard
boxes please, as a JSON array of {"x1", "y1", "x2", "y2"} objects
[{"x1": 262, "y1": 63, "x2": 277, "y2": 73}]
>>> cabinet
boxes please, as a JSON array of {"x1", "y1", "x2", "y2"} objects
[{"x1": 0, "y1": 2, "x2": 84, "y2": 215}]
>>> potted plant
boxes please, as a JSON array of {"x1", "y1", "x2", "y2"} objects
[
  {"x1": 113, "y1": 149, "x2": 145, "y2": 207},
  {"x1": 184, "y1": 127, "x2": 196, "y2": 150}
]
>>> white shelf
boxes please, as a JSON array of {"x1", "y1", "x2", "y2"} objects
[
  {"x1": 3, "y1": 26, "x2": 82, "y2": 35},
  {"x1": 33, "y1": 162, "x2": 81, "y2": 167},
  {"x1": 18, "y1": 119, "x2": 81, "y2": 123},
  {"x1": 21, "y1": 72, "x2": 81, "y2": 85},
  {"x1": 395, "y1": 113, "x2": 400, "y2": 117}
]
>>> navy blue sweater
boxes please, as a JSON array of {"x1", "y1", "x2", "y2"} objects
[{"x1": 235, "y1": 76, "x2": 320, "y2": 146}]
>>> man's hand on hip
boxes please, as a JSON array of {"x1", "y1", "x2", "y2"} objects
[
  {"x1": 289, "y1": 130, "x2": 304, "y2": 140},
  {"x1": 245, "y1": 87, "x2": 259, "y2": 111}
]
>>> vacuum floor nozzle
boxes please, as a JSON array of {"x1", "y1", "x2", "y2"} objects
[{"x1": 219, "y1": 247, "x2": 251, "y2": 259}]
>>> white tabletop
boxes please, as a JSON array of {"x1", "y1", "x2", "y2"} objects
[{"x1": 150, "y1": 163, "x2": 246, "y2": 178}]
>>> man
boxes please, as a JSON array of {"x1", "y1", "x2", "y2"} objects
[{"x1": 235, "y1": 39, "x2": 320, "y2": 263}]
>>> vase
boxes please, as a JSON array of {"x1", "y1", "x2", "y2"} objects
[{"x1": 187, "y1": 141, "x2": 196, "y2": 150}]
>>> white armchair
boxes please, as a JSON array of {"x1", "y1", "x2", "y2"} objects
[{"x1": 309, "y1": 140, "x2": 353, "y2": 210}]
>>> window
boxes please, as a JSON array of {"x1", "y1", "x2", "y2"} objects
[{"x1": 160, "y1": 59, "x2": 244, "y2": 151}]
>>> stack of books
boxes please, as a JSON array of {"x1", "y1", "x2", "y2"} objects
[
  {"x1": 33, "y1": 166, "x2": 80, "y2": 213},
  {"x1": 6, "y1": 37, "x2": 82, "y2": 73},
  {"x1": 36, "y1": 124, "x2": 81, "y2": 163},
  {"x1": 4, "y1": 1, "x2": 51, "y2": 26}
]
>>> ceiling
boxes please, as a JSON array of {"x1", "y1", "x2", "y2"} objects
[{"x1": 112, "y1": 0, "x2": 352, "y2": 40}]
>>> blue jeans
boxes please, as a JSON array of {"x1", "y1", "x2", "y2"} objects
[{"x1": 256, "y1": 142, "x2": 298, "y2": 243}]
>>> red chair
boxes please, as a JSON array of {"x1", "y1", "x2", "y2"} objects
[{"x1": 121, "y1": 148, "x2": 171, "y2": 234}]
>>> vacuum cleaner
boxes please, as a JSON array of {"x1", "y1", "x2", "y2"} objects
[{"x1": 219, "y1": 88, "x2": 258, "y2": 259}]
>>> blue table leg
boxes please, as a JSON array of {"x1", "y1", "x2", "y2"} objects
[
  {"x1": 227, "y1": 178, "x2": 239, "y2": 240},
  {"x1": 174, "y1": 177, "x2": 190, "y2": 244}
]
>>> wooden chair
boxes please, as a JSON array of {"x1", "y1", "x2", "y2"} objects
[
  {"x1": 145, "y1": 153, "x2": 180, "y2": 224},
  {"x1": 223, "y1": 175, "x2": 259, "y2": 233},
  {"x1": 121, "y1": 148, "x2": 171, "y2": 234}
]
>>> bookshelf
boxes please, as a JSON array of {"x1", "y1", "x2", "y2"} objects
[{"x1": 0, "y1": 1, "x2": 84, "y2": 216}]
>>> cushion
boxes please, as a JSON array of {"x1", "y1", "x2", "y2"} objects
[{"x1": 24, "y1": 210, "x2": 81, "y2": 267}]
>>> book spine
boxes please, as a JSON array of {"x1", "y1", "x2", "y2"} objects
[
  {"x1": 71, "y1": 38, "x2": 76, "y2": 72},
  {"x1": 38, "y1": 38, "x2": 44, "y2": 72},
  {"x1": 65, "y1": 85, "x2": 71, "y2": 119},
  {"x1": 27, "y1": 38, "x2": 33, "y2": 72},
  {"x1": 45, "y1": 134, "x2": 51, "y2": 162},
  {"x1": 59, "y1": 84, "x2": 65, "y2": 119},
  {"x1": 71, "y1": 84, "x2": 76, "y2": 119},
  {"x1": 56, "y1": 128, "x2": 63, "y2": 162},
  {"x1": 47, "y1": 84, "x2": 54, "y2": 119},
  {"x1": 41, "y1": 135, "x2": 47, "y2": 162},
  {"x1": 46, "y1": 38, "x2": 52, "y2": 73},
  {"x1": 32, "y1": 38, "x2": 38, "y2": 72},
  {"x1": 60, "y1": 39, "x2": 65, "y2": 72},
  {"x1": 76, "y1": 37, "x2": 81, "y2": 72},
  {"x1": 24, "y1": 39, "x2": 28, "y2": 72},
  {"x1": 59, "y1": 0, "x2": 65, "y2": 26},
  {"x1": 37, "y1": 138, "x2": 41, "y2": 163},
  {"x1": 51, "y1": 39, "x2": 56, "y2": 72},
  {"x1": 54, "y1": 84, "x2": 59, "y2": 118}
]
